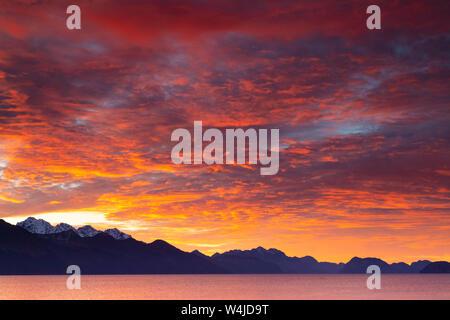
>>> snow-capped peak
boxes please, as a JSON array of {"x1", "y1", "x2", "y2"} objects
[
  {"x1": 76, "y1": 225, "x2": 101, "y2": 237},
  {"x1": 104, "y1": 228, "x2": 131, "y2": 240},
  {"x1": 17, "y1": 217, "x2": 54, "y2": 234},
  {"x1": 16, "y1": 217, "x2": 131, "y2": 240},
  {"x1": 54, "y1": 223, "x2": 76, "y2": 233}
]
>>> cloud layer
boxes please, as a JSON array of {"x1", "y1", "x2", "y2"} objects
[{"x1": 0, "y1": 0, "x2": 449, "y2": 262}]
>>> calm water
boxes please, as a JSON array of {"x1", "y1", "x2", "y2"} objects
[{"x1": 0, "y1": 274, "x2": 449, "y2": 300}]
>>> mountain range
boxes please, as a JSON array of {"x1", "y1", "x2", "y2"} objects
[
  {"x1": 0, "y1": 217, "x2": 448, "y2": 275},
  {"x1": 17, "y1": 217, "x2": 132, "y2": 240}
]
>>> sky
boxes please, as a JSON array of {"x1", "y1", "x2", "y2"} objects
[{"x1": 0, "y1": 0, "x2": 449, "y2": 263}]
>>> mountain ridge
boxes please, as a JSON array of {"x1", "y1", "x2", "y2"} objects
[
  {"x1": 0, "y1": 218, "x2": 448, "y2": 274},
  {"x1": 17, "y1": 217, "x2": 131, "y2": 240}
]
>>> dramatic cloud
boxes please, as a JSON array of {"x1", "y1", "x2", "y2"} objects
[{"x1": 0, "y1": 0, "x2": 448, "y2": 262}]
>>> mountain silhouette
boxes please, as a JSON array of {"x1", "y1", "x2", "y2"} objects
[
  {"x1": 209, "y1": 247, "x2": 342, "y2": 273},
  {"x1": 420, "y1": 261, "x2": 450, "y2": 273},
  {"x1": 0, "y1": 218, "x2": 447, "y2": 274},
  {"x1": 0, "y1": 219, "x2": 224, "y2": 274},
  {"x1": 339, "y1": 257, "x2": 418, "y2": 273}
]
